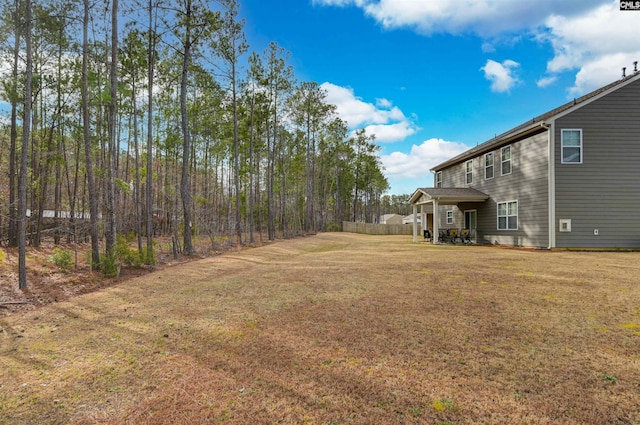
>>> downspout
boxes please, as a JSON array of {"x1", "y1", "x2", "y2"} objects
[{"x1": 541, "y1": 121, "x2": 554, "y2": 249}]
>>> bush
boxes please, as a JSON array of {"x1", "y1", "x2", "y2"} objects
[
  {"x1": 115, "y1": 235, "x2": 142, "y2": 268},
  {"x1": 100, "y1": 252, "x2": 120, "y2": 278},
  {"x1": 141, "y1": 246, "x2": 156, "y2": 266},
  {"x1": 48, "y1": 248, "x2": 73, "y2": 273}
]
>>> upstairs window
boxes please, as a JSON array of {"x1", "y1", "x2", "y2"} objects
[
  {"x1": 497, "y1": 200, "x2": 518, "y2": 230},
  {"x1": 435, "y1": 171, "x2": 442, "y2": 188},
  {"x1": 485, "y1": 152, "x2": 494, "y2": 180},
  {"x1": 465, "y1": 160, "x2": 473, "y2": 185},
  {"x1": 501, "y1": 146, "x2": 512, "y2": 176},
  {"x1": 562, "y1": 129, "x2": 582, "y2": 164}
]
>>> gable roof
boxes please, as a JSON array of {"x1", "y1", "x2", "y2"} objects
[
  {"x1": 380, "y1": 213, "x2": 402, "y2": 220},
  {"x1": 409, "y1": 187, "x2": 489, "y2": 205},
  {"x1": 431, "y1": 70, "x2": 640, "y2": 172}
]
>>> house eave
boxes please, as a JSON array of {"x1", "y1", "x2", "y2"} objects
[
  {"x1": 431, "y1": 71, "x2": 640, "y2": 173},
  {"x1": 431, "y1": 122, "x2": 548, "y2": 172},
  {"x1": 409, "y1": 187, "x2": 489, "y2": 206}
]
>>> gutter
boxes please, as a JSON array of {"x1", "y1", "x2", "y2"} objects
[{"x1": 431, "y1": 121, "x2": 549, "y2": 172}]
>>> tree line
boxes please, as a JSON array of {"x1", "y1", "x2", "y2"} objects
[{"x1": 0, "y1": 0, "x2": 390, "y2": 287}]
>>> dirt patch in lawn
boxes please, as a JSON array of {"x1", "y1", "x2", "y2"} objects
[
  {"x1": 0, "y1": 237, "x2": 236, "y2": 317},
  {"x1": 1, "y1": 233, "x2": 639, "y2": 424}
]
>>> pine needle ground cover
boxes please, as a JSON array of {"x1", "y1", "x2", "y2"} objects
[{"x1": 1, "y1": 233, "x2": 639, "y2": 424}]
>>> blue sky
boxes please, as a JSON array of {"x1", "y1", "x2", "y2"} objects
[{"x1": 240, "y1": 0, "x2": 640, "y2": 194}]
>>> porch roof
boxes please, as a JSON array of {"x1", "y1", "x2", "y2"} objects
[{"x1": 409, "y1": 187, "x2": 489, "y2": 206}]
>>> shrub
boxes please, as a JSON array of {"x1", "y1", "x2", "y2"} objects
[
  {"x1": 48, "y1": 248, "x2": 74, "y2": 273},
  {"x1": 141, "y1": 246, "x2": 156, "y2": 266},
  {"x1": 115, "y1": 235, "x2": 142, "y2": 268},
  {"x1": 100, "y1": 252, "x2": 120, "y2": 278}
]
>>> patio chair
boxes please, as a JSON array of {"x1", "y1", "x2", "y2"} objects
[
  {"x1": 460, "y1": 228, "x2": 472, "y2": 244},
  {"x1": 448, "y1": 228, "x2": 459, "y2": 244},
  {"x1": 423, "y1": 229, "x2": 432, "y2": 241},
  {"x1": 438, "y1": 229, "x2": 448, "y2": 243}
]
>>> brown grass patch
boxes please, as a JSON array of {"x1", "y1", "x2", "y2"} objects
[{"x1": 1, "y1": 233, "x2": 640, "y2": 424}]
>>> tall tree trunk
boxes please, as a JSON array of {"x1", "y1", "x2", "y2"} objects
[
  {"x1": 18, "y1": 0, "x2": 32, "y2": 289},
  {"x1": 248, "y1": 85, "x2": 255, "y2": 243},
  {"x1": 180, "y1": 0, "x2": 195, "y2": 255},
  {"x1": 8, "y1": 0, "x2": 21, "y2": 247},
  {"x1": 145, "y1": 0, "x2": 156, "y2": 262},
  {"x1": 232, "y1": 59, "x2": 241, "y2": 246},
  {"x1": 132, "y1": 76, "x2": 142, "y2": 254},
  {"x1": 267, "y1": 93, "x2": 276, "y2": 241},
  {"x1": 105, "y1": 0, "x2": 119, "y2": 255},
  {"x1": 54, "y1": 33, "x2": 64, "y2": 245},
  {"x1": 83, "y1": 0, "x2": 101, "y2": 268}
]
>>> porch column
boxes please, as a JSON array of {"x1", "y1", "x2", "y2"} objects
[
  {"x1": 412, "y1": 204, "x2": 418, "y2": 243},
  {"x1": 420, "y1": 205, "x2": 426, "y2": 233},
  {"x1": 432, "y1": 199, "x2": 439, "y2": 244}
]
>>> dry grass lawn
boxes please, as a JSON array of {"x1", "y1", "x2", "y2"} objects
[{"x1": 1, "y1": 232, "x2": 640, "y2": 424}]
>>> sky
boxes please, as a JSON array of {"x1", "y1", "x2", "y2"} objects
[{"x1": 238, "y1": 0, "x2": 640, "y2": 195}]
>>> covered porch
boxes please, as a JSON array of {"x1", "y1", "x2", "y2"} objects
[{"x1": 408, "y1": 188, "x2": 489, "y2": 244}]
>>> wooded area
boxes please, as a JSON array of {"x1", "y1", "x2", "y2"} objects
[{"x1": 0, "y1": 0, "x2": 399, "y2": 286}]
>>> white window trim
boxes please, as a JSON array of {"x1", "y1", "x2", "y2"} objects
[
  {"x1": 446, "y1": 210, "x2": 454, "y2": 224},
  {"x1": 561, "y1": 129, "x2": 583, "y2": 164},
  {"x1": 435, "y1": 171, "x2": 442, "y2": 188},
  {"x1": 501, "y1": 146, "x2": 512, "y2": 176},
  {"x1": 465, "y1": 160, "x2": 473, "y2": 185},
  {"x1": 497, "y1": 200, "x2": 518, "y2": 231},
  {"x1": 485, "y1": 152, "x2": 494, "y2": 180}
]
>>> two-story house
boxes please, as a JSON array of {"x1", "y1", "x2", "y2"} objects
[{"x1": 409, "y1": 66, "x2": 640, "y2": 248}]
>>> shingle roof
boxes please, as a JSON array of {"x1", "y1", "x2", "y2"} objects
[
  {"x1": 431, "y1": 71, "x2": 640, "y2": 172},
  {"x1": 409, "y1": 187, "x2": 489, "y2": 205}
]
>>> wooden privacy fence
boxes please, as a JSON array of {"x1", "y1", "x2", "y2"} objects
[{"x1": 342, "y1": 221, "x2": 414, "y2": 235}]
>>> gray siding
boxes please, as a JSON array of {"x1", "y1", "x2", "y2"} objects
[
  {"x1": 554, "y1": 78, "x2": 640, "y2": 248},
  {"x1": 438, "y1": 132, "x2": 549, "y2": 247}
]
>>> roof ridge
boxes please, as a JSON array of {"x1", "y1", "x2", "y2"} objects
[{"x1": 431, "y1": 72, "x2": 640, "y2": 171}]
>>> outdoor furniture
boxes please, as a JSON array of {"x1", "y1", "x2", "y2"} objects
[
  {"x1": 438, "y1": 228, "x2": 460, "y2": 243},
  {"x1": 423, "y1": 229, "x2": 432, "y2": 241},
  {"x1": 460, "y1": 228, "x2": 472, "y2": 244}
]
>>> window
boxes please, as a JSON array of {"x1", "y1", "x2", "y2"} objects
[
  {"x1": 501, "y1": 146, "x2": 511, "y2": 175},
  {"x1": 485, "y1": 152, "x2": 494, "y2": 180},
  {"x1": 435, "y1": 171, "x2": 442, "y2": 188},
  {"x1": 465, "y1": 160, "x2": 473, "y2": 184},
  {"x1": 562, "y1": 129, "x2": 582, "y2": 163},
  {"x1": 446, "y1": 210, "x2": 454, "y2": 224},
  {"x1": 497, "y1": 200, "x2": 518, "y2": 230}
]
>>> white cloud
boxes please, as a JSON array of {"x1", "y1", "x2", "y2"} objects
[
  {"x1": 364, "y1": 122, "x2": 417, "y2": 143},
  {"x1": 321, "y1": 81, "x2": 418, "y2": 143},
  {"x1": 481, "y1": 42, "x2": 496, "y2": 53},
  {"x1": 316, "y1": 1, "x2": 640, "y2": 98},
  {"x1": 480, "y1": 59, "x2": 521, "y2": 93},
  {"x1": 376, "y1": 98, "x2": 392, "y2": 108},
  {"x1": 568, "y1": 53, "x2": 638, "y2": 96},
  {"x1": 539, "y1": 2, "x2": 640, "y2": 95},
  {"x1": 381, "y1": 138, "x2": 469, "y2": 180},
  {"x1": 314, "y1": 0, "x2": 604, "y2": 36},
  {"x1": 536, "y1": 76, "x2": 557, "y2": 88}
]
